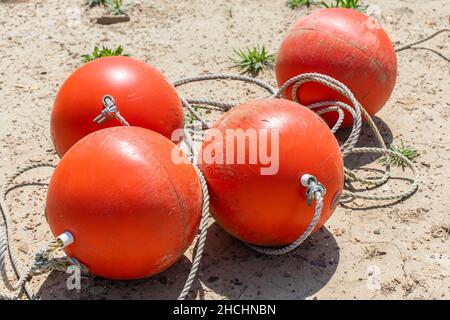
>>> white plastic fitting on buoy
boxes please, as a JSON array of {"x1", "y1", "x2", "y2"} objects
[
  {"x1": 57, "y1": 231, "x2": 74, "y2": 248},
  {"x1": 300, "y1": 174, "x2": 315, "y2": 188}
]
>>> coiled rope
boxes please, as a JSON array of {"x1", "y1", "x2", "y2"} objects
[
  {"x1": 1, "y1": 70, "x2": 421, "y2": 299},
  {"x1": 0, "y1": 162, "x2": 61, "y2": 300},
  {"x1": 173, "y1": 71, "x2": 420, "y2": 255},
  {"x1": 1, "y1": 26, "x2": 443, "y2": 300}
]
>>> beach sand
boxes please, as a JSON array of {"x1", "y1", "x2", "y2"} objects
[{"x1": 0, "y1": 0, "x2": 449, "y2": 299}]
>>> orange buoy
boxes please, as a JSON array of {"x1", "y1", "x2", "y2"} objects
[
  {"x1": 51, "y1": 56, "x2": 183, "y2": 157},
  {"x1": 276, "y1": 8, "x2": 397, "y2": 127},
  {"x1": 198, "y1": 98, "x2": 343, "y2": 246},
  {"x1": 46, "y1": 126, "x2": 202, "y2": 280}
]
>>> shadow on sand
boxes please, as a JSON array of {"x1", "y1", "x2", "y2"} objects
[
  {"x1": 337, "y1": 116, "x2": 393, "y2": 170},
  {"x1": 193, "y1": 223, "x2": 339, "y2": 300},
  {"x1": 37, "y1": 116, "x2": 398, "y2": 300},
  {"x1": 337, "y1": 116, "x2": 418, "y2": 210},
  {"x1": 36, "y1": 222, "x2": 339, "y2": 300},
  {"x1": 37, "y1": 255, "x2": 202, "y2": 300}
]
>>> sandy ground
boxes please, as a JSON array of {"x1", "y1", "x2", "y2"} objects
[{"x1": 0, "y1": 0, "x2": 449, "y2": 300}]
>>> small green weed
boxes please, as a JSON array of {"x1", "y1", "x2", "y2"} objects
[
  {"x1": 287, "y1": 0, "x2": 313, "y2": 9},
  {"x1": 105, "y1": 0, "x2": 134, "y2": 15},
  {"x1": 185, "y1": 105, "x2": 201, "y2": 124},
  {"x1": 231, "y1": 46, "x2": 275, "y2": 77},
  {"x1": 82, "y1": 45, "x2": 129, "y2": 63},
  {"x1": 379, "y1": 141, "x2": 419, "y2": 171},
  {"x1": 321, "y1": 0, "x2": 365, "y2": 11}
]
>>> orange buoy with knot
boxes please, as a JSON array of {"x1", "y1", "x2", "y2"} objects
[
  {"x1": 198, "y1": 98, "x2": 343, "y2": 247},
  {"x1": 51, "y1": 56, "x2": 183, "y2": 157},
  {"x1": 46, "y1": 126, "x2": 202, "y2": 280},
  {"x1": 276, "y1": 8, "x2": 397, "y2": 127}
]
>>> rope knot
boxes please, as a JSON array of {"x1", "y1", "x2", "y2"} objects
[
  {"x1": 31, "y1": 238, "x2": 67, "y2": 274},
  {"x1": 303, "y1": 175, "x2": 326, "y2": 206},
  {"x1": 93, "y1": 95, "x2": 130, "y2": 126}
]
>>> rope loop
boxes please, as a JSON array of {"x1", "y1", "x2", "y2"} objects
[
  {"x1": 246, "y1": 174, "x2": 324, "y2": 256},
  {"x1": 171, "y1": 71, "x2": 420, "y2": 256},
  {"x1": 0, "y1": 27, "x2": 444, "y2": 300},
  {"x1": 304, "y1": 175, "x2": 326, "y2": 207},
  {"x1": 0, "y1": 162, "x2": 56, "y2": 299},
  {"x1": 1, "y1": 69, "x2": 422, "y2": 299},
  {"x1": 93, "y1": 94, "x2": 130, "y2": 126},
  {"x1": 274, "y1": 72, "x2": 363, "y2": 158}
]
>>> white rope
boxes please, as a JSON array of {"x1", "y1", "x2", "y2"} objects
[
  {"x1": 171, "y1": 72, "x2": 420, "y2": 256},
  {"x1": 93, "y1": 95, "x2": 130, "y2": 126},
  {"x1": 0, "y1": 96, "x2": 213, "y2": 300},
  {"x1": 0, "y1": 162, "x2": 71, "y2": 300},
  {"x1": 246, "y1": 176, "x2": 325, "y2": 255},
  {"x1": 277, "y1": 73, "x2": 397, "y2": 190},
  {"x1": 178, "y1": 164, "x2": 210, "y2": 300},
  {"x1": 276, "y1": 73, "x2": 364, "y2": 158},
  {"x1": 173, "y1": 73, "x2": 278, "y2": 96},
  {"x1": 0, "y1": 69, "x2": 421, "y2": 300},
  {"x1": 0, "y1": 28, "x2": 442, "y2": 299},
  {"x1": 93, "y1": 104, "x2": 211, "y2": 300},
  {"x1": 313, "y1": 104, "x2": 345, "y2": 134},
  {"x1": 289, "y1": 74, "x2": 419, "y2": 200}
]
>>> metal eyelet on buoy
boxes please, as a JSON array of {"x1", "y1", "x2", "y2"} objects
[{"x1": 300, "y1": 174, "x2": 316, "y2": 188}]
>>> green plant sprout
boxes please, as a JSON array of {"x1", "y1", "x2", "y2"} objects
[
  {"x1": 185, "y1": 105, "x2": 201, "y2": 124},
  {"x1": 86, "y1": 0, "x2": 105, "y2": 7},
  {"x1": 379, "y1": 141, "x2": 420, "y2": 171},
  {"x1": 231, "y1": 46, "x2": 275, "y2": 77},
  {"x1": 82, "y1": 45, "x2": 129, "y2": 63},
  {"x1": 321, "y1": 0, "x2": 365, "y2": 11},
  {"x1": 105, "y1": 0, "x2": 134, "y2": 15},
  {"x1": 287, "y1": 0, "x2": 313, "y2": 9}
]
